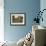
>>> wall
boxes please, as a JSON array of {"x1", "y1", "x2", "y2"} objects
[
  {"x1": 4, "y1": 0, "x2": 40, "y2": 42},
  {"x1": 0, "y1": 0, "x2": 4, "y2": 42},
  {"x1": 40, "y1": 0, "x2": 46, "y2": 27}
]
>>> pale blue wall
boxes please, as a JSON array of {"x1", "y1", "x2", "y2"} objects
[
  {"x1": 4, "y1": 0, "x2": 40, "y2": 42},
  {"x1": 40, "y1": 0, "x2": 46, "y2": 27}
]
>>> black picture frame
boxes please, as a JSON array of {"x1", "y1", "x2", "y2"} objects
[{"x1": 10, "y1": 13, "x2": 26, "y2": 26}]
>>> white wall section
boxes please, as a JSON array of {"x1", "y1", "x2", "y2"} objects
[{"x1": 0, "y1": 0, "x2": 4, "y2": 42}]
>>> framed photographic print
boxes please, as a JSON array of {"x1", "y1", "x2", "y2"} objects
[{"x1": 10, "y1": 13, "x2": 26, "y2": 26}]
